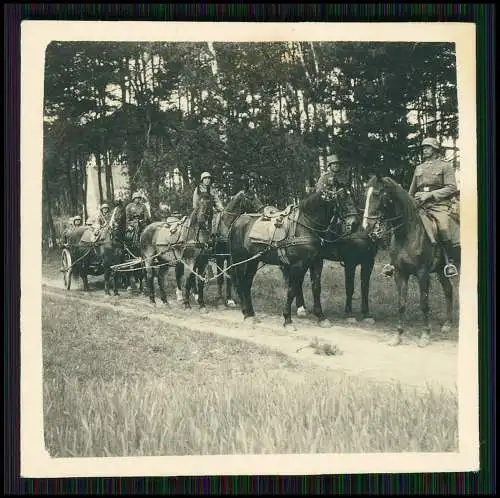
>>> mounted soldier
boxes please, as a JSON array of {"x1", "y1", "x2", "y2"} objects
[
  {"x1": 125, "y1": 191, "x2": 151, "y2": 245},
  {"x1": 192, "y1": 171, "x2": 224, "y2": 234},
  {"x1": 382, "y1": 137, "x2": 460, "y2": 278},
  {"x1": 235, "y1": 174, "x2": 264, "y2": 212},
  {"x1": 62, "y1": 215, "x2": 83, "y2": 245},
  {"x1": 92, "y1": 202, "x2": 113, "y2": 238},
  {"x1": 315, "y1": 153, "x2": 351, "y2": 196}
]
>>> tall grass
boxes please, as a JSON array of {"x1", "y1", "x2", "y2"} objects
[
  {"x1": 44, "y1": 374, "x2": 457, "y2": 457},
  {"x1": 42, "y1": 294, "x2": 458, "y2": 457}
]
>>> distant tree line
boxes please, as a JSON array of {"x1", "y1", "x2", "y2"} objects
[{"x1": 43, "y1": 41, "x2": 458, "y2": 243}]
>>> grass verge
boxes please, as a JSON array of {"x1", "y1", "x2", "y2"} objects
[{"x1": 43, "y1": 294, "x2": 458, "y2": 456}]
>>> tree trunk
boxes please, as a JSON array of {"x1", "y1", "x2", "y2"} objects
[{"x1": 95, "y1": 153, "x2": 104, "y2": 203}]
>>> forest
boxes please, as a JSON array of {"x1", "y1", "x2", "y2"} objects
[{"x1": 43, "y1": 41, "x2": 459, "y2": 243}]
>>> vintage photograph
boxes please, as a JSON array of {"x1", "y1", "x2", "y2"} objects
[{"x1": 21, "y1": 22, "x2": 478, "y2": 477}]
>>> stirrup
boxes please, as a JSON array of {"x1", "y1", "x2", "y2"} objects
[
  {"x1": 444, "y1": 263, "x2": 458, "y2": 278},
  {"x1": 381, "y1": 264, "x2": 395, "y2": 277}
]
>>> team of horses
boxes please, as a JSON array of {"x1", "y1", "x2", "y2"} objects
[{"x1": 64, "y1": 175, "x2": 460, "y2": 347}]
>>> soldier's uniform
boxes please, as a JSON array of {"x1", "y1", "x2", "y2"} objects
[
  {"x1": 408, "y1": 154, "x2": 460, "y2": 247},
  {"x1": 382, "y1": 137, "x2": 460, "y2": 278},
  {"x1": 193, "y1": 172, "x2": 224, "y2": 235},
  {"x1": 315, "y1": 154, "x2": 350, "y2": 195},
  {"x1": 125, "y1": 192, "x2": 151, "y2": 244},
  {"x1": 62, "y1": 216, "x2": 82, "y2": 245},
  {"x1": 92, "y1": 203, "x2": 113, "y2": 239}
]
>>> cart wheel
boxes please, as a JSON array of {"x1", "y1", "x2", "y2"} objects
[{"x1": 61, "y1": 248, "x2": 72, "y2": 290}]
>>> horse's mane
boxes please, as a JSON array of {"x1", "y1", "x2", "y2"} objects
[{"x1": 379, "y1": 176, "x2": 419, "y2": 230}]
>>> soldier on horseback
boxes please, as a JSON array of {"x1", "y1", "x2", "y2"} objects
[
  {"x1": 125, "y1": 191, "x2": 151, "y2": 245},
  {"x1": 235, "y1": 174, "x2": 264, "y2": 212},
  {"x1": 62, "y1": 215, "x2": 83, "y2": 245},
  {"x1": 192, "y1": 171, "x2": 224, "y2": 235},
  {"x1": 92, "y1": 202, "x2": 113, "y2": 238},
  {"x1": 382, "y1": 137, "x2": 460, "y2": 278},
  {"x1": 315, "y1": 153, "x2": 351, "y2": 196}
]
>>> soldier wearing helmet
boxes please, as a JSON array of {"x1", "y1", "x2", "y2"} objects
[
  {"x1": 382, "y1": 137, "x2": 460, "y2": 278},
  {"x1": 193, "y1": 171, "x2": 224, "y2": 213},
  {"x1": 125, "y1": 191, "x2": 151, "y2": 244},
  {"x1": 91, "y1": 202, "x2": 113, "y2": 237},
  {"x1": 234, "y1": 174, "x2": 264, "y2": 212},
  {"x1": 62, "y1": 215, "x2": 83, "y2": 245},
  {"x1": 315, "y1": 153, "x2": 351, "y2": 195}
]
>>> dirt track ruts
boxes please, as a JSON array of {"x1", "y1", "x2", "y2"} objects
[{"x1": 42, "y1": 277, "x2": 458, "y2": 393}]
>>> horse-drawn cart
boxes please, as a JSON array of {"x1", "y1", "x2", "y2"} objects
[{"x1": 60, "y1": 236, "x2": 105, "y2": 290}]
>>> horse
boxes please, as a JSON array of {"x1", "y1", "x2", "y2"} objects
[
  {"x1": 187, "y1": 190, "x2": 266, "y2": 307},
  {"x1": 68, "y1": 204, "x2": 126, "y2": 296},
  {"x1": 122, "y1": 218, "x2": 146, "y2": 293},
  {"x1": 361, "y1": 174, "x2": 461, "y2": 347},
  {"x1": 293, "y1": 191, "x2": 379, "y2": 323},
  {"x1": 227, "y1": 187, "x2": 357, "y2": 327},
  {"x1": 140, "y1": 195, "x2": 213, "y2": 310}
]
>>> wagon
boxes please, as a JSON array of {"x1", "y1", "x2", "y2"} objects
[{"x1": 60, "y1": 235, "x2": 105, "y2": 290}]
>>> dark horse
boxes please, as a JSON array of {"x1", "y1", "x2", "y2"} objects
[
  {"x1": 140, "y1": 196, "x2": 213, "y2": 310},
  {"x1": 361, "y1": 175, "x2": 461, "y2": 347},
  {"x1": 67, "y1": 204, "x2": 126, "y2": 296},
  {"x1": 188, "y1": 190, "x2": 266, "y2": 307},
  {"x1": 122, "y1": 218, "x2": 146, "y2": 293},
  {"x1": 293, "y1": 190, "x2": 378, "y2": 323},
  {"x1": 227, "y1": 187, "x2": 356, "y2": 327}
]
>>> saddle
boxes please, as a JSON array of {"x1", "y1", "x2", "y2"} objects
[
  {"x1": 248, "y1": 204, "x2": 298, "y2": 247},
  {"x1": 154, "y1": 216, "x2": 190, "y2": 247}
]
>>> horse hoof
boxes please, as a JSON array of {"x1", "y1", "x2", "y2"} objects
[
  {"x1": 441, "y1": 324, "x2": 452, "y2": 334},
  {"x1": 319, "y1": 319, "x2": 331, "y2": 328},
  {"x1": 199, "y1": 306, "x2": 208, "y2": 314},
  {"x1": 388, "y1": 335, "x2": 402, "y2": 347},
  {"x1": 296, "y1": 306, "x2": 308, "y2": 318},
  {"x1": 161, "y1": 300, "x2": 169, "y2": 307},
  {"x1": 346, "y1": 317, "x2": 358, "y2": 324},
  {"x1": 176, "y1": 290, "x2": 183, "y2": 302},
  {"x1": 363, "y1": 317, "x2": 376, "y2": 325},
  {"x1": 226, "y1": 299, "x2": 236, "y2": 308},
  {"x1": 419, "y1": 333, "x2": 431, "y2": 348},
  {"x1": 184, "y1": 304, "x2": 191, "y2": 310}
]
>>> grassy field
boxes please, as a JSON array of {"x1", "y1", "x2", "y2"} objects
[
  {"x1": 43, "y1": 246, "x2": 460, "y2": 342},
  {"x1": 43, "y1": 293, "x2": 458, "y2": 457}
]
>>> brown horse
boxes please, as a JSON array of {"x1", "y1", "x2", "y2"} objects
[
  {"x1": 361, "y1": 174, "x2": 460, "y2": 347},
  {"x1": 293, "y1": 191, "x2": 378, "y2": 323},
  {"x1": 67, "y1": 204, "x2": 126, "y2": 296},
  {"x1": 139, "y1": 196, "x2": 213, "y2": 310},
  {"x1": 227, "y1": 187, "x2": 357, "y2": 327}
]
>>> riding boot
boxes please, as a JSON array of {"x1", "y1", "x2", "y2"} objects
[{"x1": 442, "y1": 241, "x2": 459, "y2": 278}]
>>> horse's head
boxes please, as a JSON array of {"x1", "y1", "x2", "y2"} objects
[
  {"x1": 362, "y1": 175, "x2": 404, "y2": 242},
  {"x1": 222, "y1": 190, "x2": 263, "y2": 228},
  {"x1": 107, "y1": 205, "x2": 126, "y2": 243},
  {"x1": 315, "y1": 187, "x2": 360, "y2": 239}
]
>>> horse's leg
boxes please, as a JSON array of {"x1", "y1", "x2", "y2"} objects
[
  {"x1": 391, "y1": 270, "x2": 409, "y2": 346},
  {"x1": 183, "y1": 266, "x2": 196, "y2": 309},
  {"x1": 224, "y1": 256, "x2": 236, "y2": 307},
  {"x1": 157, "y1": 265, "x2": 169, "y2": 305},
  {"x1": 80, "y1": 258, "x2": 90, "y2": 292},
  {"x1": 231, "y1": 264, "x2": 248, "y2": 317},
  {"x1": 196, "y1": 259, "x2": 209, "y2": 313},
  {"x1": 143, "y1": 257, "x2": 156, "y2": 305},
  {"x1": 437, "y1": 270, "x2": 454, "y2": 335},
  {"x1": 361, "y1": 258, "x2": 376, "y2": 324},
  {"x1": 295, "y1": 265, "x2": 308, "y2": 318},
  {"x1": 242, "y1": 260, "x2": 259, "y2": 320},
  {"x1": 310, "y1": 258, "x2": 329, "y2": 326},
  {"x1": 344, "y1": 261, "x2": 356, "y2": 321},
  {"x1": 416, "y1": 271, "x2": 432, "y2": 347},
  {"x1": 175, "y1": 262, "x2": 184, "y2": 302}
]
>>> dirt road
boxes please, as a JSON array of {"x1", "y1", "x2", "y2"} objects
[{"x1": 42, "y1": 277, "x2": 458, "y2": 393}]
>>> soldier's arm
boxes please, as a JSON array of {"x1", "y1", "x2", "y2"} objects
[
  {"x1": 253, "y1": 195, "x2": 265, "y2": 212},
  {"x1": 315, "y1": 174, "x2": 327, "y2": 192},
  {"x1": 431, "y1": 161, "x2": 458, "y2": 202},
  {"x1": 192, "y1": 188, "x2": 199, "y2": 210}
]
